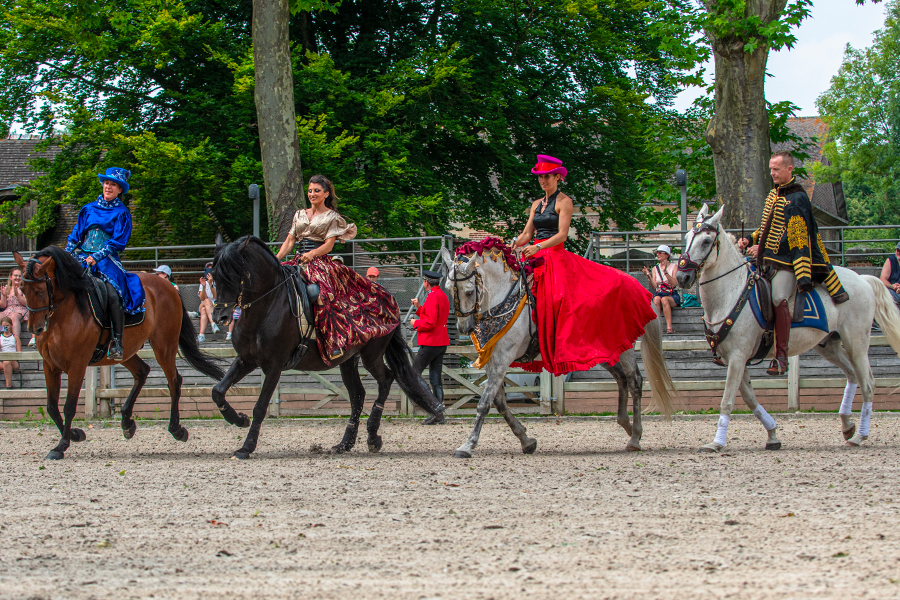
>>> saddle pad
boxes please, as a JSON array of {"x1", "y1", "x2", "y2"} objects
[
  {"x1": 749, "y1": 282, "x2": 828, "y2": 333},
  {"x1": 87, "y1": 278, "x2": 145, "y2": 330}
]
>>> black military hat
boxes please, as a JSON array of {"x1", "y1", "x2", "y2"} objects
[{"x1": 423, "y1": 269, "x2": 442, "y2": 280}]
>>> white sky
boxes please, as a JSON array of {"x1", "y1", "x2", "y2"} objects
[{"x1": 673, "y1": 1, "x2": 889, "y2": 115}]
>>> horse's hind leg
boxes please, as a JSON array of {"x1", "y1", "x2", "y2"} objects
[
  {"x1": 814, "y1": 334, "x2": 860, "y2": 441},
  {"x1": 333, "y1": 358, "x2": 364, "y2": 454},
  {"x1": 360, "y1": 352, "x2": 392, "y2": 453},
  {"x1": 152, "y1": 348, "x2": 188, "y2": 442},
  {"x1": 117, "y1": 355, "x2": 151, "y2": 440},
  {"x1": 840, "y1": 335, "x2": 876, "y2": 447},
  {"x1": 736, "y1": 369, "x2": 780, "y2": 450},
  {"x1": 493, "y1": 387, "x2": 536, "y2": 455},
  {"x1": 607, "y1": 354, "x2": 643, "y2": 451}
]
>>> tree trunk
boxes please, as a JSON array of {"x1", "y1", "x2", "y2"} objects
[
  {"x1": 705, "y1": 39, "x2": 772, "y2": 230},
  {"x1": 253, "y1": 0, "x2": 305, "y2": 241},
  {"x1": 704, "y1": 0, "x2": 788, "y2": 230}
]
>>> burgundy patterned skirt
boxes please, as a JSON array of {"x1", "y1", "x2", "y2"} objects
[{"x1": 302, "y1": 257, "x2": 399, "y2": 365}]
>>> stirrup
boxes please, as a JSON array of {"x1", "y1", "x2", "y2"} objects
[
  {"x1": 108, "y1": 338, "x2": 124, "y2": 360},
  {"x1": 766, "y1": 357, "x2": 788, "y2": 376}
]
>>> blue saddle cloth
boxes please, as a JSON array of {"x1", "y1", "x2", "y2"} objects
[{"x1": 748, "y1": 269, "x2": 829, "y2": 333}]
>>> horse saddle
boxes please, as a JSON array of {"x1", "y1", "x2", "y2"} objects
[
  {"x1": 87, "y1": 275, "x2": 144, "y2": 330},
  {"x1": 282, "y1": 266, "x2": 320, "y2": 369}
]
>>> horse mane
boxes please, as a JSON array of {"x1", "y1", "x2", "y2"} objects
[
  {"x1": 454, "y1": 236, "x2": 543, "y2": 274},
  {"x1": 214, "y1": 236, "x2": 280, "y2": 293},
  {"x1": 30, "y1": 246, "x2": 91, "y2": 314}
]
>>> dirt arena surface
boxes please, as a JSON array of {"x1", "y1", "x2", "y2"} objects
[{"x1": 1, "y1": 414, "x2": 899, "y2": 600}]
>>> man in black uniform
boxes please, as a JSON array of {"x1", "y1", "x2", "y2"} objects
[{"x1": 738, "y1": 150, "x2": 849, "y2": 376}]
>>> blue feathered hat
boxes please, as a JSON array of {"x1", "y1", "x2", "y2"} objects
[{"x1": 98, "y1": 167, "x2": 131, "y2": 195}]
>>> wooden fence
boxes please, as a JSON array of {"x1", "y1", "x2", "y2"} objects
[{"x1": 2, "y1": 335, "x2": 899, "y2": 420}]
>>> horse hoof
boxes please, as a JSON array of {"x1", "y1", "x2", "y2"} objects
[
  {"x1": 233, "y1": 450, "x2": 251, "y2": 460},
  {"x1": 173, "y1": 427, "x2": 189, "y2": 443},
  {"x1": 46, "y1": 450, "x2": 64, "y2": 460},
  {"x1": 330, "y1": 445, "x2": 349, "y2": 455},
  {"x1": 367, "y1": 437, "x2": 383, "y2": 453},
  {"x1": 522, "y1": 439, "x2": 537, "y2": 455},
  {"x1": 846, "y1": 434, "x2": 867, "y2": 447},
  {"x1": 765, "y1": 442, "x2": 782, "y2": 451},
  {"x1": 69, "y1": 428, "x2": 86, "y2": 443},
  {"x1": 123, "y1": 422, "x2": 136, "y2": 440},
  {"x1": 237, "y1": 413, "x2": 251, "y2": 428},
  {"x1": 625, "y1": 444, "x2": 642, "y2": 452},
  {"x1": 842, "y1": 424, "x2": 856, "y2": 441},
  {"x1": 698, "y1": 446, "x2": 719, "y2": 454},
  {"x1": 422, "y1": 413, "x2": 445, "y2": 425},
  {"x1": 453, "y1": 450, "x2": 471, "y2": 459}
]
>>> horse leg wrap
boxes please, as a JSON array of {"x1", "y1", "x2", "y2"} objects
[
  {"x1": 839, "y1": 382, "x2": 858, "y2": 416},
  {"x1": 752, "y1": 405, "x2": 777, "y2": 431},
  {"x1": 859, "y1": 402, "x2": 873, "y2": 437},
  {"x1": 714, "y1": 415, "x2": 729, "y2": 447}
]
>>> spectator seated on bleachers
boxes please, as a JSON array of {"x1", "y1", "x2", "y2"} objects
[
  {"x1": 642, "y1": 244, "x2": 681, "y2": 334},
  {"x1": 0, "y1": 316, "x2": 20, "y2": 388}
]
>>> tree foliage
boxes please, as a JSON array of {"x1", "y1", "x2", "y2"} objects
[
  {"x1": 817, "y1": 0, "x2": 900, "y2": 228},
  {"x1": 0, "y1": 0, "x2": 699, "y2": 246}
]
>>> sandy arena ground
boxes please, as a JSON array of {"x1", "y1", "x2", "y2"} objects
[{"x1": 1, "y1": 414, "x2": 899, "y2": 600}]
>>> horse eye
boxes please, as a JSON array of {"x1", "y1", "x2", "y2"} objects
[{"x1": 465, "y1": 291, "x2": 474, "y2": 297}]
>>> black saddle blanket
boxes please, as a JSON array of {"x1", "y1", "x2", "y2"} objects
[{"x1": 87, "y1": 276, "x2": 145, "y2": 330}]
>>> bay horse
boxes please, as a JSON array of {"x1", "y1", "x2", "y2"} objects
[
  {"x1": 675, "y1": 204, "x2": 900, "y2": 451},
  {"x1": 209, "y1": 236, "x2": 444, "y2": 459},
  {"x1": 14, "y1": 246, "x2": 225, "y2": 460},
  {"x1": 441, "y1": 241, "x2": 677, "y2": 458}
]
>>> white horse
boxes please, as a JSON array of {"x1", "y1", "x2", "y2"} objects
[
  {"x1": 441, "y1": 243, "x2": 677, "y2": 458},
  {"x1": 675, "y1": 204, "x2": 900, "y2": 451}
]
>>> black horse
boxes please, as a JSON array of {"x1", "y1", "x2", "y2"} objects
[{"x1": 210, "y1": 236, "x2": 444, "y2": 459}]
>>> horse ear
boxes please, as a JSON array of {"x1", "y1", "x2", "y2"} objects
[
  {"x1": 698, "y1": 203, "x2": 709, "y2": 221},
  {"x1": 441, "y1": 247, "x2": 454, "y2": 269},
  {"x1": 12, "y1": 251, "x2": 25, "y2": 271},
  {"x1": 32, "y1": 257, "x2": 48, "y2": 279},
  {"x1": 707, "y1": 204, "x2": 726, "y2": 227}
]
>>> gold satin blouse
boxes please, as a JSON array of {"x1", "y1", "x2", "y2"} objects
[{"x1": 289, "y1": 209, "x2": 357, "y2": 242}]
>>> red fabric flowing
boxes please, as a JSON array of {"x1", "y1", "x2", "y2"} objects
[{"x1": 512, "y1": 243, "x2": 656, "y2": 375}]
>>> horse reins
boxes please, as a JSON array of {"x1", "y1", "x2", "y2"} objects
[{"x1": 214, "y1": 269, "x2": 293, "y2": 313}]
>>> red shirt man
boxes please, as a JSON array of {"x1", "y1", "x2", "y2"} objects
[{"x1": 411, "y1": 270, "x2": 449, "y2": 404}]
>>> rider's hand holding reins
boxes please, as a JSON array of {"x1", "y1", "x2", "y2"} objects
[{"x1": 85, "y1": 256, "x2": 96, "y2": 266}]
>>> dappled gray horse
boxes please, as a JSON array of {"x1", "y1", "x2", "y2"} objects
[
  {"x1": 676, "y1": 204, "x2": 900, "y2": 451},
  {"x1": 441, "y1": 243, "x2": 677, "y2": 458}
]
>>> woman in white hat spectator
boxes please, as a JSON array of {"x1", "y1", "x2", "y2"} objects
[
  {"x1": 153, "y1": 265, "x2": 179, "y2": 291},
  {"x1": 642, "y1": 244, "x2": 681, "y2": 334}
]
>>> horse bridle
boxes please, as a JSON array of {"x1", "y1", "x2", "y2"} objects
[
  {"x1": 449, "y1": 257, "x2": 483, "y2": 321},
  {"x1": 22, "y1": 257, "x2": 60, "y2": 317},
  {"x1": 213, "y1": 269, "x2": 293, "y2": 313},
  {"x1": 677, "y1": 219, "x2": 721, "y2": 278}
]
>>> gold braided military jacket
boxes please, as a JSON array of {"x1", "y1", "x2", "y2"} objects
[{"x1": 749, "y1": 178, "x2": 834, "y2": 292}]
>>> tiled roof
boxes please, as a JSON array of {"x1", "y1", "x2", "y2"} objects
[
  {"x1": 0, "y1": 136, "x2": 60, "y2": 190},
  {"x1": 772, "y1": 117, "x2": 847, "y2": 223}
]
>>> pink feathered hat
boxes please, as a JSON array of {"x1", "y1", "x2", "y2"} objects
[{"x1": 530, "y1": 154, "x2": 567, "y2": 180}]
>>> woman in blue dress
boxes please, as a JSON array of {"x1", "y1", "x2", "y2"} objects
[{"x1": 64, "y1": 167, "x2": 145, "y2": 360}]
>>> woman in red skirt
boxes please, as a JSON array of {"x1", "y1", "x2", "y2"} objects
[{"x1": 510, "y1": 154, "x2": 657, "y2": 374}]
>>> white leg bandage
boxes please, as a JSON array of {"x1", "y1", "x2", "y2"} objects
[
  {"x1": 839, "y1": 382, "x2": 858, "y2": 416},
  {"x1": 753, "y1": 405, "x2": 777, "y2": 431},
  {"x1": 714, "y1": 415, "x2": 730, "y2": 447},
  {"x1": 859, "y1": 402, "x2": 873, "y2": 436}
]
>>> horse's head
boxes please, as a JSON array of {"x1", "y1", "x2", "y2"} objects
[
  {"x1": 676, "y1": 203, "x2": 725, "y2": 290},
  {"x1": 15, "y1": 251, "x2": 56, "y2": 335},
  {"x1": 211, "y1": 236, "x2": 278, "y2": 326},
  {"x1": 442, "y1": 247, "x2": 483, "y2": 335}
]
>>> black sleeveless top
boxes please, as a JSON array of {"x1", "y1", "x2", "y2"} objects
[
  {"x1": 533, "y1": 191, "x2": 560, "y2": 241},
  {"x1": 889, "y1": 254, "x2": 900, "y2": 286}
]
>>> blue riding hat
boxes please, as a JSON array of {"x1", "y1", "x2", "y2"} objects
[{"x1": 98, "y1": 167, "x2": 131, "y2": 195}]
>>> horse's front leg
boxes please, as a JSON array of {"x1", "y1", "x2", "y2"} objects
[
  {"x1": 493, "y1": 386, "x2": 536, "y2": 455},
  {"x1": 360, "y1": 353, "x2": 392, "y2": 453},
  {"x1": 211, "y1": 356, "x2": 256, "y2": 428},
  {"x1": 454, "y1": 366, "x2": 506, "y2": 459},
  {"x1": 47, "y1": 367, "x2": 88, "y2": 460},
  {"x1": 234, "y1": 368, "x2": 281, "y2": 459},
  {"x1": 333, "y1": 358, "x2": 364, "y2": 454},
  {"x1": 699, "y1": 360, "x2": 745, "y2": 453},
  {"x1": 736, "y1": 368, "x2": 781, "y2": 450}
]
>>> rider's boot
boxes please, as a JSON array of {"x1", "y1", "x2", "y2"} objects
[
  {"x1": 106, "y1": 283, "x2": 125, "y2": 361},
  {"x1": 767, "y1": 300, "x2": 790, "y2": 376}
]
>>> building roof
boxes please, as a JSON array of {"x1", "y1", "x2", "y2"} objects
[
  {"x1": 773, "y1": 117, "x2": 847, "y2": 224},
  {"x1": 0, "y1": 135, "x2": 60, "y2": 192}
]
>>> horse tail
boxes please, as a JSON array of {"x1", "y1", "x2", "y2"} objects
[
  {"x1": 639, "y1": 318, "x2": 677, "y2": 420},
  {"x1": 864, "y1": 275, "x2": 900, "y2": 356},
  {"x1": 177, "y1": 300, "x2": 226, "y2": 381},
  {"x1": 384, "y1": 327, "x2": 444, "y2": 416}
]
